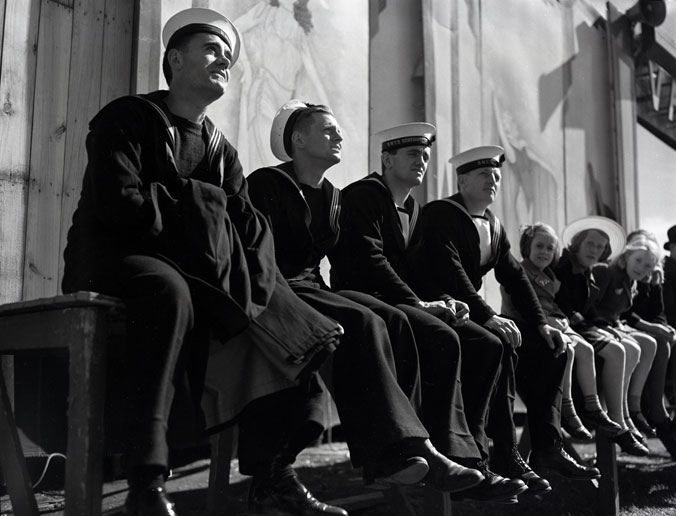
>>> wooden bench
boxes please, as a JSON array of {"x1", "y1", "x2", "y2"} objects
[
  {"x1": 518, "y1": 419, "x2": 620, "y2": 516},
  {"x1": 0, "y1": 292, "x2": 124, "y2": 516}
]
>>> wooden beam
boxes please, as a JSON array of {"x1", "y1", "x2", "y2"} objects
[
  {"x1": 23, "y1": 0, "x2": 73, "y2": 300},
  {"x1": 57, "y1": 0, "x2": 106, "y2": 290},
  {"x1": 0, "y1": 0, "x2": 41, "y2": 304},
  {"x1": 132, "y1": 0, "x2": 161, "y2": 94},
  {"x1": 100, "y1": 0, "x2": 134, "y2": 106}
]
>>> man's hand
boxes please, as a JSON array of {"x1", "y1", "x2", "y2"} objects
[
  {"x1": 417, "y1": 300, "x2": 448, "y2": 310},
  {"x1": 446, "y1": 299, "x2": 470, "y2": 326},
  {"x1": 483, "y1": 315, "x2": 521, "y2": 349},
  {"x1": 538, "y1": 324, "x2": 570, "y2": 357}
]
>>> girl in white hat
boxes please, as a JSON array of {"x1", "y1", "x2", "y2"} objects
[{"x1": 553, "y1": 217, "x2": 651, "y2": 456}]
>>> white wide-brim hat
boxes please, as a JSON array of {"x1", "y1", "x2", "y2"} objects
[
  {"x1": 162, "y1": 7, "x2": 241, "y2": 67},
  {"x1": 561, "y1": 215, "x2": 626, "y2": 260}
]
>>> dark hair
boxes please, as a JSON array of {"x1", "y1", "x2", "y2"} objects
[
  {"x1": 162, "y1": 32, "x2": 194, "y2": 85},
  {"x1": 285, "y1": 104, "x2": 333, "y2": 156},
  {"x1": 519, "y1": 223, "x2": 560, "y2": 263},
  {"x1": 569, "y1": 228, "x2": 613, "y2": 262}
]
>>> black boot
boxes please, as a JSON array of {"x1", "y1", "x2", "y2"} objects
[{"x1": 249, "y1": 473, "x2": 348, "y2": 515}]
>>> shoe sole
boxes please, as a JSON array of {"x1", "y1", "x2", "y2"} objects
[
  {"x1": 425, "y1": 472, "x2": 485, "y2": 494},
  {"x1": 453, "y1": 493, "x2": 520, "y2": 504},
  {"x1": 365, "y1": 459, "x2": 430, "y2": 490},
  {"x1": 530, "y1": 465, "x2": 600, "y2": 481},
  {"x1": 521, "y1": 484, "x2": 552, "y2": 496}
]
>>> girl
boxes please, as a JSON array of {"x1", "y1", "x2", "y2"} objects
[
  {"x1": 620, "y1": 230, "x2": 676, "y2": 459},
  {"x1": 553, "y1": 217, "x2": 649, "y2": 456},
  {"x1": 502, "y1": 223, "x2": 624, "y2": 444},
  {"x1": 590, "y1": 235, "x2": 662, "y2": 441}
]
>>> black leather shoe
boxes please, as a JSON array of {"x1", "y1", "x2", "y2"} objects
[
  {"x1": 451, "y1": 459, "x2": 527, "y2": 504},
  {"x1": 580, "y1": 409, "x2": 623, "y2": 437},
  {"x1": 491, "y1": 446, "x2": 552, "y2": 495},
  {"x1": 249, "y1": 475, "x2": 348, "y2": 516},
  {"x1": 611, "y1": 430, "x2": 649, "y2": 456},
  {"x1": 125, "y1": 486, "x2": 177, "y2": 516},
  {"x1": 529, "y1": 444, "x2": 601, "y2": 480},
  {"x1": 416, "y1": 440, "x2": 484, "y2": 493},
  {"x1": 363, "y1": 455, "x2": 429, "y2": 489},
  {"x1": 655, "y1": 418, "x2": 676, "y2": 460},
  {"x1": 561, "y1": 413, "x2": 593, "y2": 440},
  {"x1": 630, "y1": 411, "x2": 657, "y2": 437}
]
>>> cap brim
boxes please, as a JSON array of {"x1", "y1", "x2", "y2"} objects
[{"x1": 561, "y1": 216, "x2": 626, "y2": 260}]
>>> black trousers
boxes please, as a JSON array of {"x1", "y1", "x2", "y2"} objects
[
  {"x1": 237, "y1": 385, "x2": 327, "y2": 477},
  {"x1": 289, "y1": 283, "x2": 429, "y2": 466},
  {"x1": 393, "y1": 305, "x2": 484, "y2": 460},
  {"x1": 511, "y1": 320, "x2": 567, "y2": 452},
  {"x1": 80, "y1": 255, "x2": 197, "y2": 471}
]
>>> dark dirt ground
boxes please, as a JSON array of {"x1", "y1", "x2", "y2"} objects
[{"x1": 3, "y1": 429, "x2": 675, "y2": 516}]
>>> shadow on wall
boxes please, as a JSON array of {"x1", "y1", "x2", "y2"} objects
[{"x1": 586, "y1": 162, "x2": 617, "y2": 219}]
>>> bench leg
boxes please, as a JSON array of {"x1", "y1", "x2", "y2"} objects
[
  {"x1": 207, "y1": 427, "x2": 235, "y2": 516},
  {"x1": 65, "y1": 327, "x2": 108, "y2": 516},
  {"x1": 0, "y1": 366, "x2": 39, "y2": 516},
  {"x1": 596, "y1": 433, "x2": 619, "y2": 516}
]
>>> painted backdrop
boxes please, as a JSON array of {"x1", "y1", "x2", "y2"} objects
[{"x1": 150, "y1": 0, "x2": 369, "y2": 187}]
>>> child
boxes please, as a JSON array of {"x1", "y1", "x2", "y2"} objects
[
  {"x1": 553, "y1": 217, "x2": 649, "y2": 456},
  {"x1": 501, "y1": 223, "x2": 624, "y2": 442},
  {"x1": 621, "y1": 230, "x2": 676, "y2": 458}
]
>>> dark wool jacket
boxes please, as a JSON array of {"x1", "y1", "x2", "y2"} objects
[
  {"x1": 62, "y1": 92, "x2": 337, "y2": 358},
  {"x1": 662, "y1": 256, "x2": 676, "y2": 327},
  {"x1": 590, "y1": 262, "x2": 643, "y2": 327},
  {"x1": 552, "y1": 249, "x2": 603, "y2": 330},
  {"x1": 330, "y1": 173, "x2": 423, "y2": 306},
  {"x1": 413, "y1": 193, "x2": 546, "y2": 327},
  {"x1": 62, "y1": 91, "x2": 279, "y2": 336},
  {"x1": 624, "y1": 278, "x2": 668, "y2": 326},
  {"x1": 246, "y1": 162, "x2": 340, "y2": 286}
]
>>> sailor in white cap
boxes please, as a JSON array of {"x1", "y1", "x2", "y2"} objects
[
  {"x1": 413, "y1": 145, "x2": 602, "y2": 483},
  {"x1": 248, "y1": 102, "x2": 487, "y2": 499},
  {"x1": 61, "y1": 8, "x2": 347, "y2": 516},
  {"x1": 332, "y1": 124, "x2": 545, "y2": 503}
]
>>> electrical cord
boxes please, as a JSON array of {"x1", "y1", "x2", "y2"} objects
[{"x1": 32, "y1": 452, "x2": 66, "y2": 490}]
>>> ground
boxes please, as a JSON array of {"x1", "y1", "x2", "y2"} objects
[{"x1": 2, "y1": 431, "x2": 675, "y2": 516}]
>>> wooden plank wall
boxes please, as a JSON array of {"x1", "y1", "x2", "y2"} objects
[{"x1": 0, "y1": 0, "x2": 136, "y2": 303}]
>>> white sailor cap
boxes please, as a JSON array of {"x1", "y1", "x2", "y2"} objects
[
  {"x1": 270, "y1": 99, "x2": 334, "y2": 161},
  {"x1": 561, "y1": 215, "x2": 626, "y2": 260},
  {"x1": 449, "y1": 145, "x2": 505, "y2": 175},
  {"x1": 162, "y1": 8, "x2": 241, "y2": 67},
  {"x1": 376, "y1": 123, "x2": 436, "y2": 153}
]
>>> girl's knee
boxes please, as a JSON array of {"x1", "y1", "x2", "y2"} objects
[
  {"x1": 573, "y1": 339, "x2": 594, "y2": 360},
  {"x1": 622, "y1": 338, "x2": 641, "y2": 363}
]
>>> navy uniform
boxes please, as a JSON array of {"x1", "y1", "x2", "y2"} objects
[
  {"x1": 247, "y1": 100, "x2": 485, "y2": 498},
  {"x1": 413, "y1": 145, "x2": 600, "y2": 482},
  {"x1": 62, "y1": 10, "x2": 339, "y2": 516},
  {"x1": 333, "y1": 124, "x2": 542, "y2": 502}
]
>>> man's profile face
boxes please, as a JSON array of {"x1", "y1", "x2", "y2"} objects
[
  {"x1": 458, "y1": 166, "x2": 501, "y2": 205},
  {"x1": 297, "y1": 112, "x2": 343, "y2": 165},
  {"x1": 385, "y1": 145, "x2": 430, "y2": 189},
  {"x1": 172, "y1": 33, "x2": 232, "y2": 99}
]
